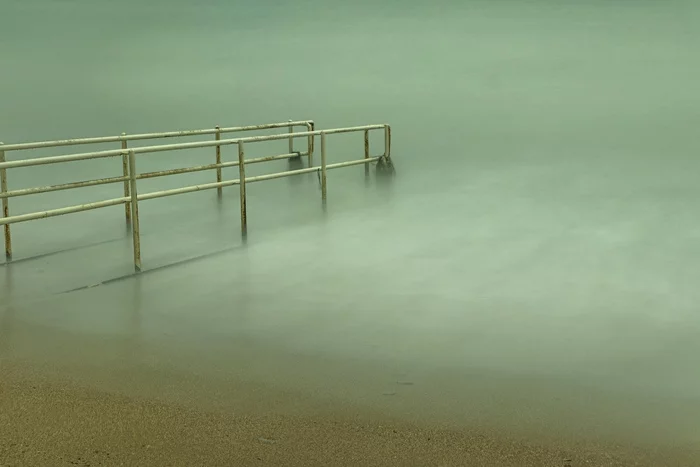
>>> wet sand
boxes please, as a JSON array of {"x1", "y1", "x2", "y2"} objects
[{"x1": 2, "y1": 360, "x2": 695, "y2": 467}]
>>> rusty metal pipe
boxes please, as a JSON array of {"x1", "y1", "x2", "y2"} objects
[
  {"x1": 126, "y1": 156, "x2": 380, "y2": 203},
  {"x1": 327, "y1": 157, "x2": 380, "y2": 171},
  {"x1": 238, "y1": 142, "x2": 247, "y2": 237},
  {"x1": 364, "y1": 130, "x2": 370, "y2": 179},
  {"x1": 215, "y1": 126, "x2": 222, "y2": 198},
  {"x1": 137, "y1": 179, "x2": 241, "y2": 202},
  {"x1": 128, "y1": 150, "x2": 142, "y2": 272},
  {"x1": 384, "y1": 124, "x2": 391, "y2": 160},
  {"x1": 0, "y1": 122, "x2": 394, "y2": 272},
  {"x1": 136, "y1": 152, "x2": 307, "y2": 181},
  {"x1": 0, "y1": 150, "x2": 124, "y2": 170},
  {"x1": 245, "y1": 158, "x2": 380, "y2": 184},
  {"x1": 321, "y1": 132, "x2": 327, "y2": 202},
  {"x1": 0, "y1": 145, "x2": 11, "y2": 259},
  {"x1": 121, "y1": 134, "x2": 131, "y2": 225},
  {"x1": 0, "y1": 120, "x2": 315, "y2": 152},
  {"x1": 121, "y1": 125, "x2": 386, "y2": 154},
  {"x1": 0, "y1": 156, "x2": 382, "y2": 228},
  {"x1": 307, "y1": 122, "x2": 315, "y2": 167},
  {"x1": 0, "y1": 197, "x2": 129, "y2": 226},
  {"x1": 0, "y1": 176, "x2": 128, "y2": 199},
  {"x1": 0, "y1": 125, "x2": 387, "y2": 170},
  {"x1": 244, "y1": 166, "x2": 319, "y2": 184},
  {"x1": 247, "y1": 152, "x2": 308, "y2": 165},
  {"x1": 0, "y1": 157, "x2": 379, "y2": 224},
  {"x1": 137, "y1": 164, "x2": 225, "y2": 180}
]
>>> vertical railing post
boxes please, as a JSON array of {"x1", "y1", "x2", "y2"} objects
[
  {"x1": 307, "y1": 122, "x2": 315, "y2": 167},
  {"x1": 238, "y1": 141, "x2": 247, "y2": 237},
  {"x1": 288, "y1": 119, "x2": 294, "y2": 155},
  {"x1": 320, "y1": 131, "x2": 327, "y2": 202},
  {"x1": 0, "y1": 143, "x2": 12, "y2": 260},
  {"x1": 128, "y1": 150, "x2": 142, "y2": 272},
  {"x1": 121, "y1": 133, "x2": 131, "y2": 226},
  {"x1": 215, "y1": 126, "x2": 222, "y2": 198},
  {"x1": 384, "y1": 125, "x2": 391, "y2": 162},
  {"x1": 364, "y1": 130, "x2": 370, "y2": 180}
]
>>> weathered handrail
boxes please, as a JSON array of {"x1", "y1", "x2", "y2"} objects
[
  {"x1": 0, "y1": 121, "x2": 394, "y2": 271},
  {"x1": 0, "y1": 121, "x2": 314, "y2": 152},
  {"x1": 0, "y1": 120, "x2": 315, "y2": 263},
  {"x1": 0, "y1": 120, "x2": 314, "y2": 229},
  {"x1": 0, "y1": 125, "x2": 384, "y2": 169}
]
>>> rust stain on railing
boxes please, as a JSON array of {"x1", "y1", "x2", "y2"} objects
[
  {"x1": 0, "y1": 121, "x2": 315, "y2": 152},
  {"x1": 0, "y1": 176, "x2": 129, "y2": 199},
  {"x1": 238, "y1": 141, "x2": 247, "y2": 237},
  {"x1": 215, "y1": 126, "x2": 222, "y2": 198},
  {"x1": 121, "y1": 134, "x2": 131, "y2": 224},
  {"x1": 0, "y1": 144, "x2": 12, "y2": 259}
]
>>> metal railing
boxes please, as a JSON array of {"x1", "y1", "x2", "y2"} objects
[{"x1": 0, "y1": 120, "x2": 394, "y2": 271}]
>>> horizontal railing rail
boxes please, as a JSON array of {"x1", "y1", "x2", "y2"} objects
[
  {"x1": 0, "y1": 119, "x2": 315, "y2": 230},
  {"x1": 0, "y1": 125, "x2": 384, "y2": 169},
  {"x1": 0, "y1": 120, "x2": 394, "y2": 271},
  {"x1": 0, "y1": 120, "x2": 314, "y2": 152}
]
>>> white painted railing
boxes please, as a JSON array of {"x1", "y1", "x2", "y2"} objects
[{"x1": 0, "y1": 120, "x2": 394, "y2": 271}]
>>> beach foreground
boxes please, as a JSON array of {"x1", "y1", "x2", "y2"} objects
[{"x1": 1, "y1": 361, "x2": 695, "y2": 467}]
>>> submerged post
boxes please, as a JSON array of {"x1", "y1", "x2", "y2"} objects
[
  {"x1": 238, "y1": 141, "x2": 247, "y2": 237},
  {"x1": 384, "y1": 125, "x2": 391, "y2": 161},
  {"x1": 364, "y1": 130, "x2": 370, "y2": 179},
  {"x1": 128, "y1": 150, "x2": 142, "y2": 272},
  {"x1": 376, "y1": 124, "x2": 395, "y2": 177},
  {"x1": 215, "y1": 126, "x2": 222, "y2": 198},
  {"x1": 320, "y1": 131, "x2": 327, "y2": 202},
  {"x1": 307, "y1": 121, "x2": 315, "y2": 167},
  {"x1": 0, "y1": 144, "x2": 12, "y2": 260},
  {"x1": 121, "y1": 134, "x2": 131, "y2": 226},
  {"x1": 287, "y1": 119, "x2": 301, "y2": 168}
]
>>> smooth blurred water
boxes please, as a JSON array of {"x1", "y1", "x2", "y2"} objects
[{"x1": 2, "y1": 0, "x2": 700, "y2": 449}]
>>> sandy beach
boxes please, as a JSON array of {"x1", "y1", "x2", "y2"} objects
[{"x1": 1, "y1": 358, "x2": 696, "y2": 467}]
